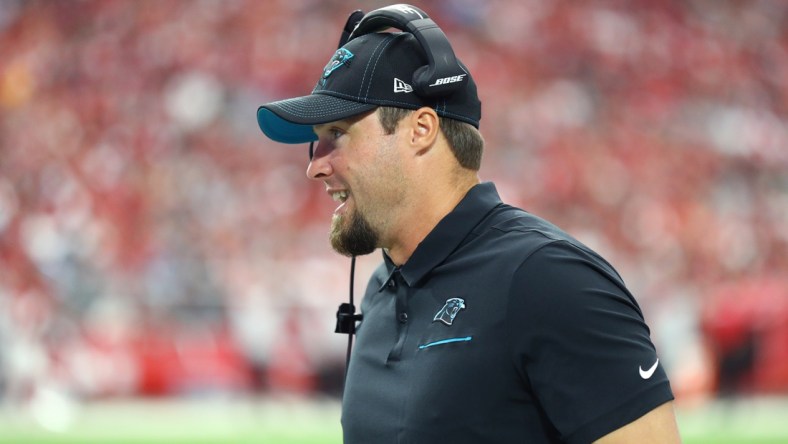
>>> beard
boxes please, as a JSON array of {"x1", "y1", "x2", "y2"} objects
[{"x1": 329, "y1": 208, "x2": 379, "y2": 257}]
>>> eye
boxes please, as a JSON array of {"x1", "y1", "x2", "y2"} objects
[
  {"x1": 329, "y1": 128, "x2": 344, "y2": 140},
  {"x1": 313, "y1": 124, "x2": 346, "y2": 145}
]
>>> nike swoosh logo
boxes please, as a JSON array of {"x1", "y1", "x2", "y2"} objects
[{"x1": 639, "y1": 359, "x2": 659, "y2": 379}]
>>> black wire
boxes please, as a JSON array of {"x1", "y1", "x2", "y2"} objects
[{"x1": 344, "y1": 255, "x2": 356, "y2": 381}]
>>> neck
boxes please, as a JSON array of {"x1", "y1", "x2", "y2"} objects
[{"x1": 384, "y1": 174, "x2": 479, "y2": 266}]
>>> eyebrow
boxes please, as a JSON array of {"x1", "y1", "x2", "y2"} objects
[
  {"x1": 313, "y1": 121, "x2": 344, "y2": 134},
  {"x1": 314, "y1": 110, "x2": 373, "y2": 132}
]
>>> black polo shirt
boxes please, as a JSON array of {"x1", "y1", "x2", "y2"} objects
[{"x1": 341, "y1": 182, "x2": 674, "y2": 443}]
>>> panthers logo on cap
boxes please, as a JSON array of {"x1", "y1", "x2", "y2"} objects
[
  {"x1": 433, "y1": 298, "x2": 466, "y2": 326},
  {"x1": 322, "y1": 48, "x2": 354, "y2": 83}
]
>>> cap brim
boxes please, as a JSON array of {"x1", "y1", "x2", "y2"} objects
[{"x1": 257, "y1": 93, "x2": 377, "y2": 144}]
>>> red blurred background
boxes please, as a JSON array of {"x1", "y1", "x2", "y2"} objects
[{"x1": 0, "y1": 0, "x2": 786, "y2": 407}]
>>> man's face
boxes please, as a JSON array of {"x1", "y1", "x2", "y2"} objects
[{"x1": 309, "y1": 110, "x2": 406, "y2": 257}]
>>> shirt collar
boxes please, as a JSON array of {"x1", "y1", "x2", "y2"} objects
[{"x1": 379, "y1": 182, "x2": 503, "y2": 289}]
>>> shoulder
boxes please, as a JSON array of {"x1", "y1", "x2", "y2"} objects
[
  {"x1": 469, "y1": 204, "x2": 618, "y2": 275},
  {"x1": 472, "y1": 203, "x2": 576, "y2": 247}
]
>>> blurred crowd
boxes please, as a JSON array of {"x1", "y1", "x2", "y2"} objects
[{"x1": 1, "y1": 0, "x2": 786, "y2": 415}]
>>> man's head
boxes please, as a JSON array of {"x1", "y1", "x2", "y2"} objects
[{"x1": 256, "y1": 5, "x2": 483, "y2": 259}]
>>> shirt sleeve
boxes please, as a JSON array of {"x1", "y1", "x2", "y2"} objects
[{"x1": 508, "y1": 240, "x2": 674, "y2": 443}]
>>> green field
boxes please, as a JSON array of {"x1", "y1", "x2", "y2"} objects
[{"x1": 0, "y1": 396, "x2": 785, "y2": 443}]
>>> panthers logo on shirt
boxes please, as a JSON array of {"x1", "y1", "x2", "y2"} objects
[{"x1": 433, "y1": 298, "x2": 466, "y2": 326}]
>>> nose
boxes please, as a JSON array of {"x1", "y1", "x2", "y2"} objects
[{"x1": 306, "y1": 141, "x2": 332, "y2": 180}]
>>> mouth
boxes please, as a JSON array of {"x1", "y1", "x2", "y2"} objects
[{"x1": 329, "y1": 189, "x2": 350, "y2": 214}]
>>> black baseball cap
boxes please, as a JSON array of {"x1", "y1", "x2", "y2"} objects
[{"x1": 257, "y1": 31, "x2": 481, "y2": 144}]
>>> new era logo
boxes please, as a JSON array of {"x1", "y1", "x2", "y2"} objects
[{"x1": 394, "y1": 78, "x2": 413, "y2": 93}]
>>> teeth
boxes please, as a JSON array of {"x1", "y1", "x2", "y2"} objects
[{"x1": 332, "y1": 191, "x2": 348, "y2": 202}]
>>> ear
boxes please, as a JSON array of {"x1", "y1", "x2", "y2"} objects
[{"x1": 408, "y1": 107, "x2": 440, "y2": 156}]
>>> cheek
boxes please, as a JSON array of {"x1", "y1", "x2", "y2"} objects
[{"x1": 350, "y1": 135, "x2": 407, "y2": 203}]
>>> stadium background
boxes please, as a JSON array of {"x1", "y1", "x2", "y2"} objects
[{"x1": 0, "y1": 0, "x2": 786, "y2": 442}]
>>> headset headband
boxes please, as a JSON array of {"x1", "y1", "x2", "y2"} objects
[{"x1": 347, "y1": 4, "x2": 468, "y2": 98}]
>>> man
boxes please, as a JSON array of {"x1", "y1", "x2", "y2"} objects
[{"x1": 257, "y1": 5, "x2": 681, "y2": 443}]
